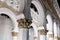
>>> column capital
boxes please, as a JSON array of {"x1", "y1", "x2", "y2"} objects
[
  {"x1": 17, "y1": 19, "x2": 25, "y2": 29},
  {"x1": 17, "y1": 19, "x2": 32, "y2": 29},
  {"x1": 38, "y1": 29, "x2": 46, "y2": 35},
  {"x1": 54, "y1": 35, "x2": 58, "y2": 40},
  {"x1": 47, "y1": 34, "x2": 54, "y2": 38},
  {"x1": 12, "y1": 32, "x2": 18, "y2": 37},
  {"x1": 34, "y1": 36, "x2": 38, "y2": 40}
]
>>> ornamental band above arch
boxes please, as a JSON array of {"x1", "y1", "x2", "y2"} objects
[{"x1": 0, "y1": 2, "x2": 19, "y2": 15}]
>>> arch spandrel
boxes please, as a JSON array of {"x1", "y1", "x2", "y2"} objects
[
  {"x1": 30, "y1": 0, "x2": 45, "y2": 27},
  {"x1": 0, "y1": 0, "x2": 25, "y2": 15}
]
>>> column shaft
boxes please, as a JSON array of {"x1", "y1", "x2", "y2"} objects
[{"x1": 17, "y1": 28, "x2": 28, "y2": 40}]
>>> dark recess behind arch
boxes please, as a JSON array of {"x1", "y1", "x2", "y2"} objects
[
  {"x1": 57, "y1": 0, "x2": 60, "y2": 8},
  {"x1": 0, "y1": 14, "x2": 10, "y2": 18},
  {"x1": 31, "y1": 3, "x2": 37, "y2": 12}
]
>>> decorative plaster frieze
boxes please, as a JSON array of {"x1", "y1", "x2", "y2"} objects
[{"x1": 0, "y1": 2, "x2": 21, "y2": 15}]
